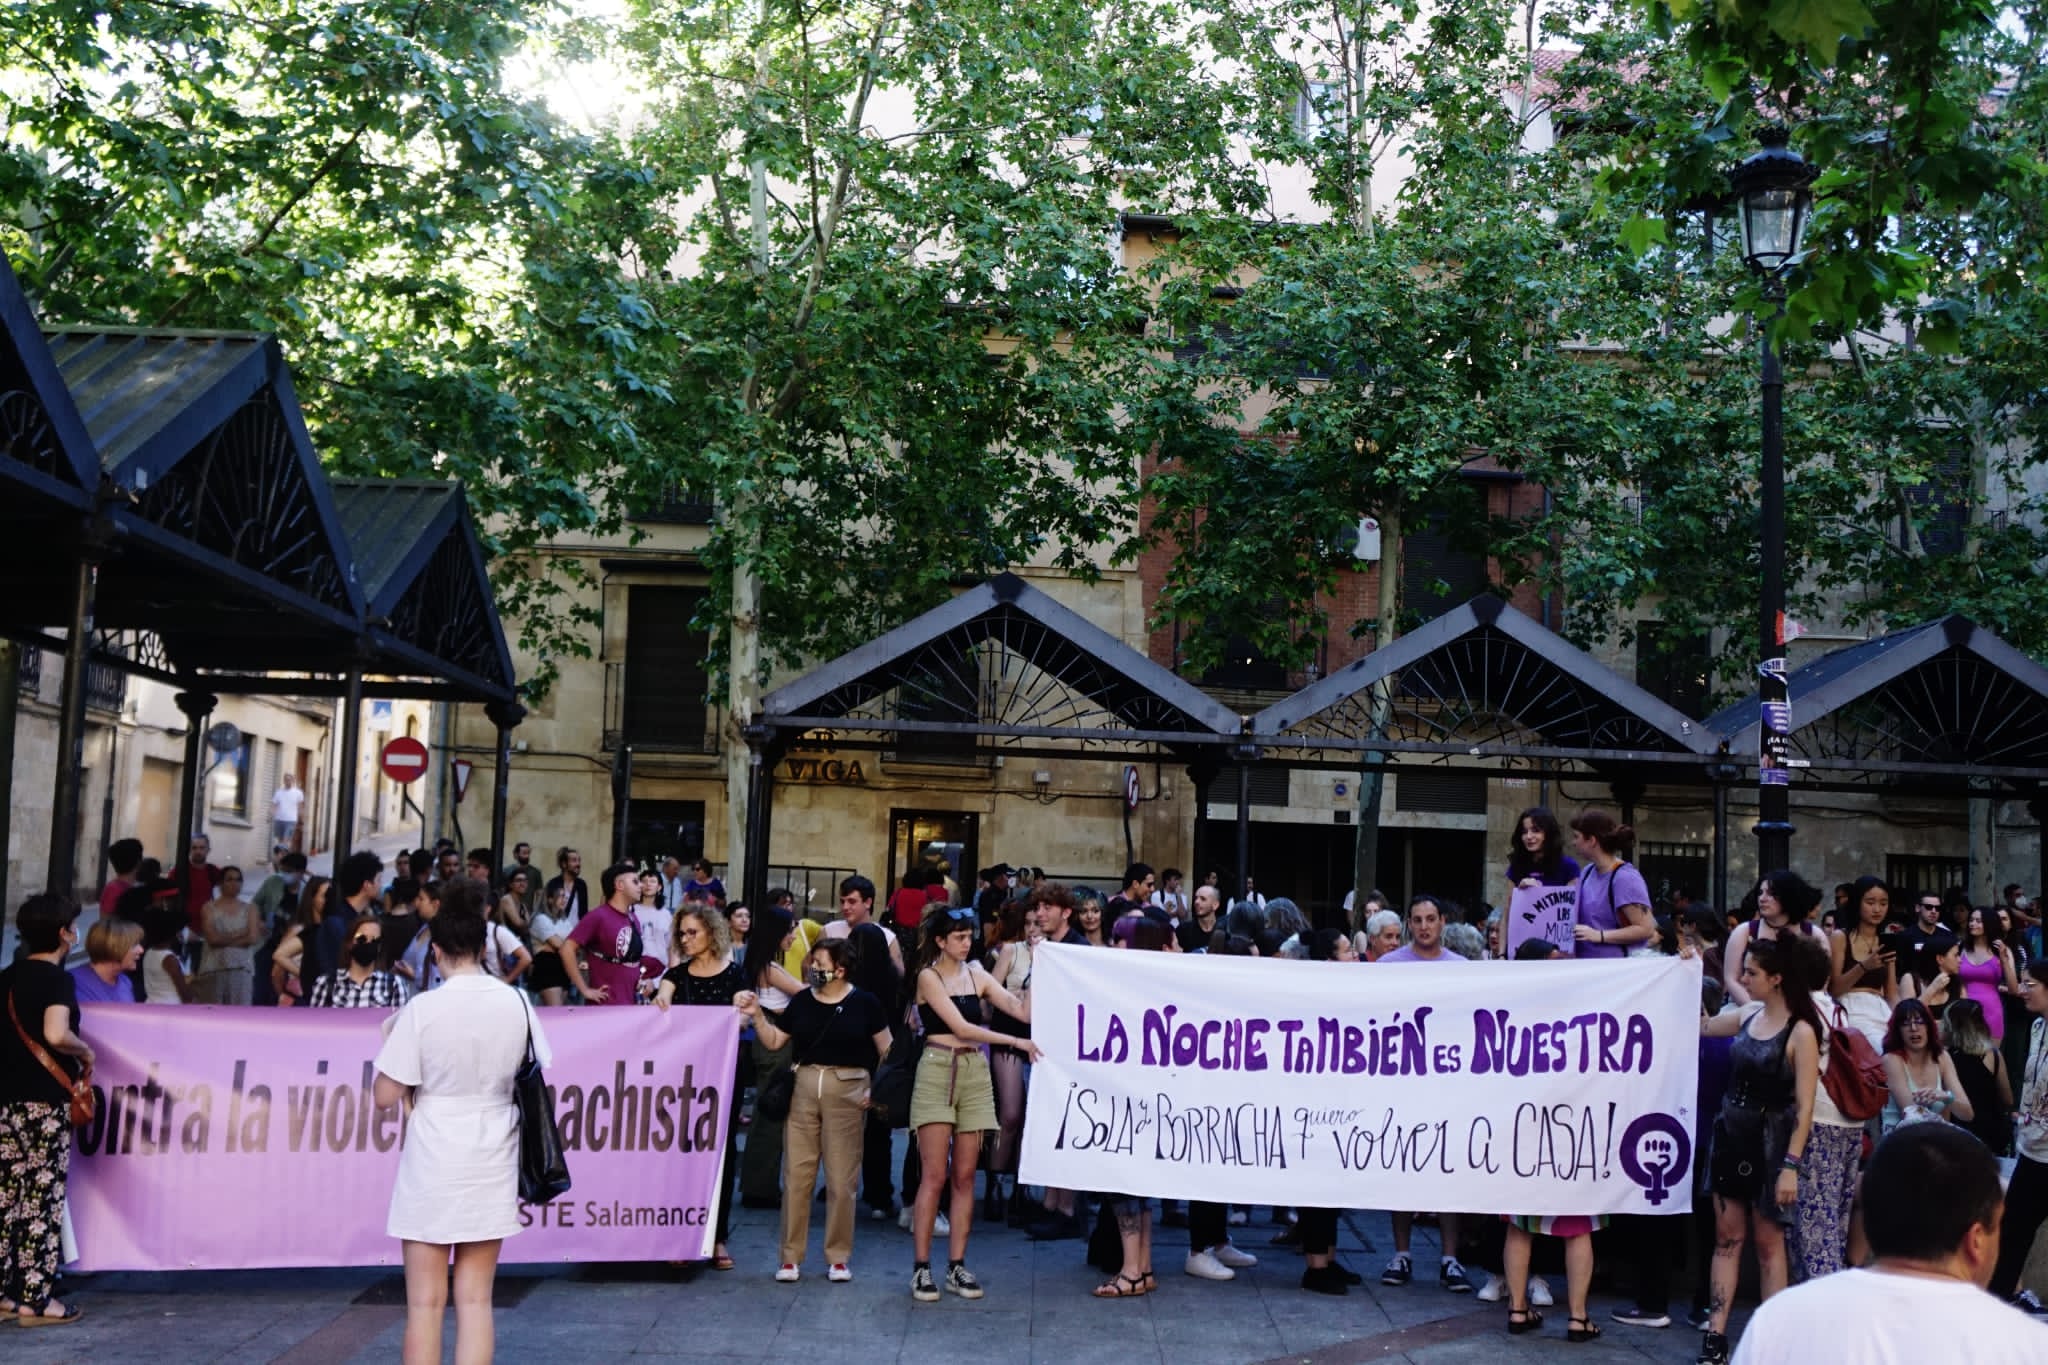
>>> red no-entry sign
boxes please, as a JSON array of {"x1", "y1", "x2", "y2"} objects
[{"x1": 380, "y1": 736, "x2": 430, "y2": 784}]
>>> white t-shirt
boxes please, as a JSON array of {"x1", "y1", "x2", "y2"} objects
[
  {"x1": 631, "y1": 905, "x2": 675, "y2": 969},
  {"x1": 1731, "y1": 1268, "x2": 2048, "y2": 1365},
  {"x1": 271, "y1": 785, "x2": 304, "y2": 822}
]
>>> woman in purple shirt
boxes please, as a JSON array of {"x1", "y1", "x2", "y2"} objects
[
  {"x1": 70, "y1": 918, "x2": 143, "y2": 1004},
  {"x1": 1505, "y1": 807, "x2": 1580, "y2": 893},
  {"x1": 1568, "y1": 809, "x2": 1654, "y2": 959}
]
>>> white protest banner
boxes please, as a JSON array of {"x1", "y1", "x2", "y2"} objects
[
  {"x1": 1506, "y1": 883, "x2": 1578, "y2": 959},
  {"x1": 1019, "y1": 945, "x2": 1700, "y2": 1216}
]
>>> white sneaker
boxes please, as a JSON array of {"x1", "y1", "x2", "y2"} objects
[
  {"x1": 774, "y1": 1263, "x2": 800, "y2": 1283},
  {"x1": 1477, "y1": 1272, "x2": 1506, "y2": 1303},
  {"x1": 935, "y1": 1211, "x2": 950, "y2": 1236},
  {"x1": 1212, "y1": 1242, "x2": 1258, "y2": 1269},
  {"x1": 1227, "y1": 1207, "x2": 1249, "y2": 1226},
  {"x1": 898, "y1": 1207, "x2": 914, "y2": 1231},
  {"x1": 1530, "y1": 1277, "x2": 1555, "y2": 1307},
  {"x1": 1185, "y1": 1250, "x2": 1236, "y2": 1281},
  {"x1": 827, "y1": 1262, "x2": 852, "y2": 1282}
]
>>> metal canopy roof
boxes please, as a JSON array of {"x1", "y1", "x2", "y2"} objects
[
  {"x1": 761, "y1": 572, "x2": 1244, "y2": 755},
  {"x1": 0, "y1": 258, "x2": 97, "y2": 508},
  {"x1": 0, "y1": 257, "x2": 516, "y2": 705},
  {"x1": 1253, "y1": 594, "x2": 1717, "y2": 772},
  {"x1": 1707, "y1": 616, "x2": 2048, "y2": 787},
  {"x1": 331, "y1": 478, "x2": 517, "y2": 703}
]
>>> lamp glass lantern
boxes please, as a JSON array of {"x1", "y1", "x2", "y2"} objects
[{"x1": 1729, "y1": 126, "x2": 1814, "y2": 275}]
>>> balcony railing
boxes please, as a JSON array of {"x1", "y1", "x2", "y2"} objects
[
  {"x1": 630, "y1": 483, "x2": 715, "y2": 525},
  {"x1": 11, "y1": 645, "x2": 123, "y2": 712},
  {"x1": 602, "y1": 660, "x2": 721, "y2": 754}
]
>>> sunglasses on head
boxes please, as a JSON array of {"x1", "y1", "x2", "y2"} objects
[{"x1": 944, "y1": 908, "x2": 977, "y2": 925}]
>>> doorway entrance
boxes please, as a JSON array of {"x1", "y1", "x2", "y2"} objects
[
  {"x1": 888, "y1": 809, "x2": 978, "y2": 903},
  {"x1": 139, "y1": 757, "x2": 180, "y2": 860},
  {"x1": 1195, "y1": 820, "x2": 1489, "y2": 926},
  {"x1": 626, "y1": 800, "x2": 707, "y2": 875}
]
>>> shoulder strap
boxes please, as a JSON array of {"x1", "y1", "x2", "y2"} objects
[{"x1": 8, "y1": 990, "x2": 76, "y2": 1093}]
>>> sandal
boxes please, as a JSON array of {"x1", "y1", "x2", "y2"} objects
[
  {"x1": 1138, "y1": 1270, "x2": 1157, "y2": 1294},
  {"x1": 710, "y1": 1251, "x2": 736, "y2": 1272},
  {"x1": 1092, "y1": 1272, "x2": 1150, "y2": 1298},
  {"x1": 1567, "y1": 1317, "x2": 1602, "y2": 1343},
  {"x1": 18, "y1": 1300, "x2": 83, "y2": 1328},
  {"x1": 1507, "y1": 1307, "x2": 1543, "y2": 1336}
]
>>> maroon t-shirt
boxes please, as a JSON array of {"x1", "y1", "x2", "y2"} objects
[{"x1": 567, "y1": 904, "x2": 645, "y2": 1005}]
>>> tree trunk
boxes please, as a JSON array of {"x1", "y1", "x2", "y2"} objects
[
  {"x1": 725, "y1": 8, "x2": 775, "y2": 889},
  {"x1": 1351, "y1": 504, "x2": 1400, "y2": 909}
]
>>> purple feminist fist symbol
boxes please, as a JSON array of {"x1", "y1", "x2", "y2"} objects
[{"x1": 1619, "y1": 1115, "x2": 1691, "y2": 1207}]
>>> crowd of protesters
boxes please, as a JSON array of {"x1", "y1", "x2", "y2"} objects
[{"x1": 4, "y1": 817, "x2": 2047, "y2": 1364}]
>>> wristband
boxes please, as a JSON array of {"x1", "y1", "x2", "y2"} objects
[{"x1": 1781, "y1": 1155, "x2": 1804, "y2": 1172}]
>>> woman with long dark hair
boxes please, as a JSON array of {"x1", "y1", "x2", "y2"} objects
[
  {"x1": 737, "y1": 906, "x2": 806, "y2": 1209},
  {"x1": 1696, "y1": 935, "x2": 1822, "y2": 1365},
  {"x1": 1505, "y1": 807, "x2": 1577, "y2": 892},
  {"x1": 269, "y1": 874, "x2": 331, "y2": 1007},
  {"x1": 1092, "y1": 918, "x2": 1176, "y2": 1298},
  {"x1": 1722, "y1": 869, "x2": 1826, "y2": 1007},
  {"x1": 1827, "y1": 875, "x2": 1898, "y2": 1048},
  {"x1": 906, "y1": 908, "x2": 1036, "y2": 1303},
  {"x1": 1959, "y1": 907, "x2": 2020, "y2": 1042}
]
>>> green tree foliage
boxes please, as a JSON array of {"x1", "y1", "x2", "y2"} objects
[
  {"x1": 1503, "y1": 0, "x2": 2048, "y2": 674},
  {"x1": 0, "y1": 0, "x2": 672, "y2": 694}
]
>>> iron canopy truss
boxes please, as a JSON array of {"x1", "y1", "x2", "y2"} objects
[
  {"x1": 1707, "y1": 616, "x2": 2048, "y2": 791},
  {"x1": 1251, "y1": 594, "x2": 1719, "y2": 779},
  {"x1": 760, "y1": 571, "x2": 1245, "y2": 759}
]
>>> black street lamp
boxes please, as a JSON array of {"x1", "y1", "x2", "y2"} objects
[{"x1": 1730, "y1": 126, "x2": 1815, "y2": 877}]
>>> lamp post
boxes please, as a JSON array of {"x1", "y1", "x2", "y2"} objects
[{"x1": 1730, "y1": 126, "x2": 1815, "y2": 877}]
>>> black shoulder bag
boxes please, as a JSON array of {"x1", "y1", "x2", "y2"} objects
[{"x1": 514, "y1": 996, "x2": 572, "y2": 1204}]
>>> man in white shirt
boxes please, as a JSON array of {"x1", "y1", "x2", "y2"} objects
[
  {"x1": 270, "y1": 773, "x2": 304, "y2": 848},
  {"x1": 1729, "y1": 1123, "x2": 2047, "y2": 1365}
]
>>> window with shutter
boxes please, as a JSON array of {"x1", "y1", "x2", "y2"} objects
[{"x1": 623, "y1": 586, "x2": 711, "y2": 748}]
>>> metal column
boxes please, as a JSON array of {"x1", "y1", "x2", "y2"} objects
[
  {"x1": 172, "y1": 689, "x2": 217, "y2": 866},
  {"x1": 47, "y1": 554, "x2": 100, "y2": 893},
  {"x1": 1754, "y1": 295, "x2": 1794, "y2": 874},
  {"x1": 333, "y1": 669, "x2": 364, "y2": 864},
  {"x1": 485, "y1": 700, "x2": 525, "y2": 880}
]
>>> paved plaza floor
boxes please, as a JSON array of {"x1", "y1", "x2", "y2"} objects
[{"x1": 15, "y1": 1199, "x2": 1743, "y2": 1365}]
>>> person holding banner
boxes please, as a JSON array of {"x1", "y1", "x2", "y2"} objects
[
  {"x1": 907, "y1": 906, "x2": 1037, "y2": 1303},
  {"x1": 1568, "y1": 810, "x2": 1656, "y2": 959},
  {"x1": 654, "y1": 905, "x2": 749, "y2": 1271},
  {"x1": 373, "y1": 892, "x2": 547, "y2": 1365},
  {"x1": 740, "y1": 937, "x2": 893, "y2": 1283},
  {"x1": 1, "y1": 893, "x2": 92, "y2": 1327},
  {"x1": 1696, "y1": 935, "x2": 1823, "y2": 1365},
  {"x1": 1374, "y1": 895, "x2": 1477, "y2": 1294}
]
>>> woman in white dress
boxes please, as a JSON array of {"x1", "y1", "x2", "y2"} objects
[{"x1": 374, "y1": 884, "x2": 549, "y2": 1365}]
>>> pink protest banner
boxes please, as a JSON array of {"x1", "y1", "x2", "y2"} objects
[{"x1": 66, "y1": 1002, "x2": 742, "y2": 1270}]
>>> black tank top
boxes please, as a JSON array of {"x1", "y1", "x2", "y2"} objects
[{"x1": 918, "y1": 968, "x2": 983, "y2": 1039}]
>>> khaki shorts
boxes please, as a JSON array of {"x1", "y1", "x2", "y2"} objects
[{"x1": 909, "y1": 1044, "x2": 997, "y2": 1132}]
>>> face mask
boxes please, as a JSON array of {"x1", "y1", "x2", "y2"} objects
[
  {"x1": 350, "y1": 940, "x2": 381, "y2": 967},
  {"x1": 808, "y1": 968, "x2": 834, "y2": 989}
]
